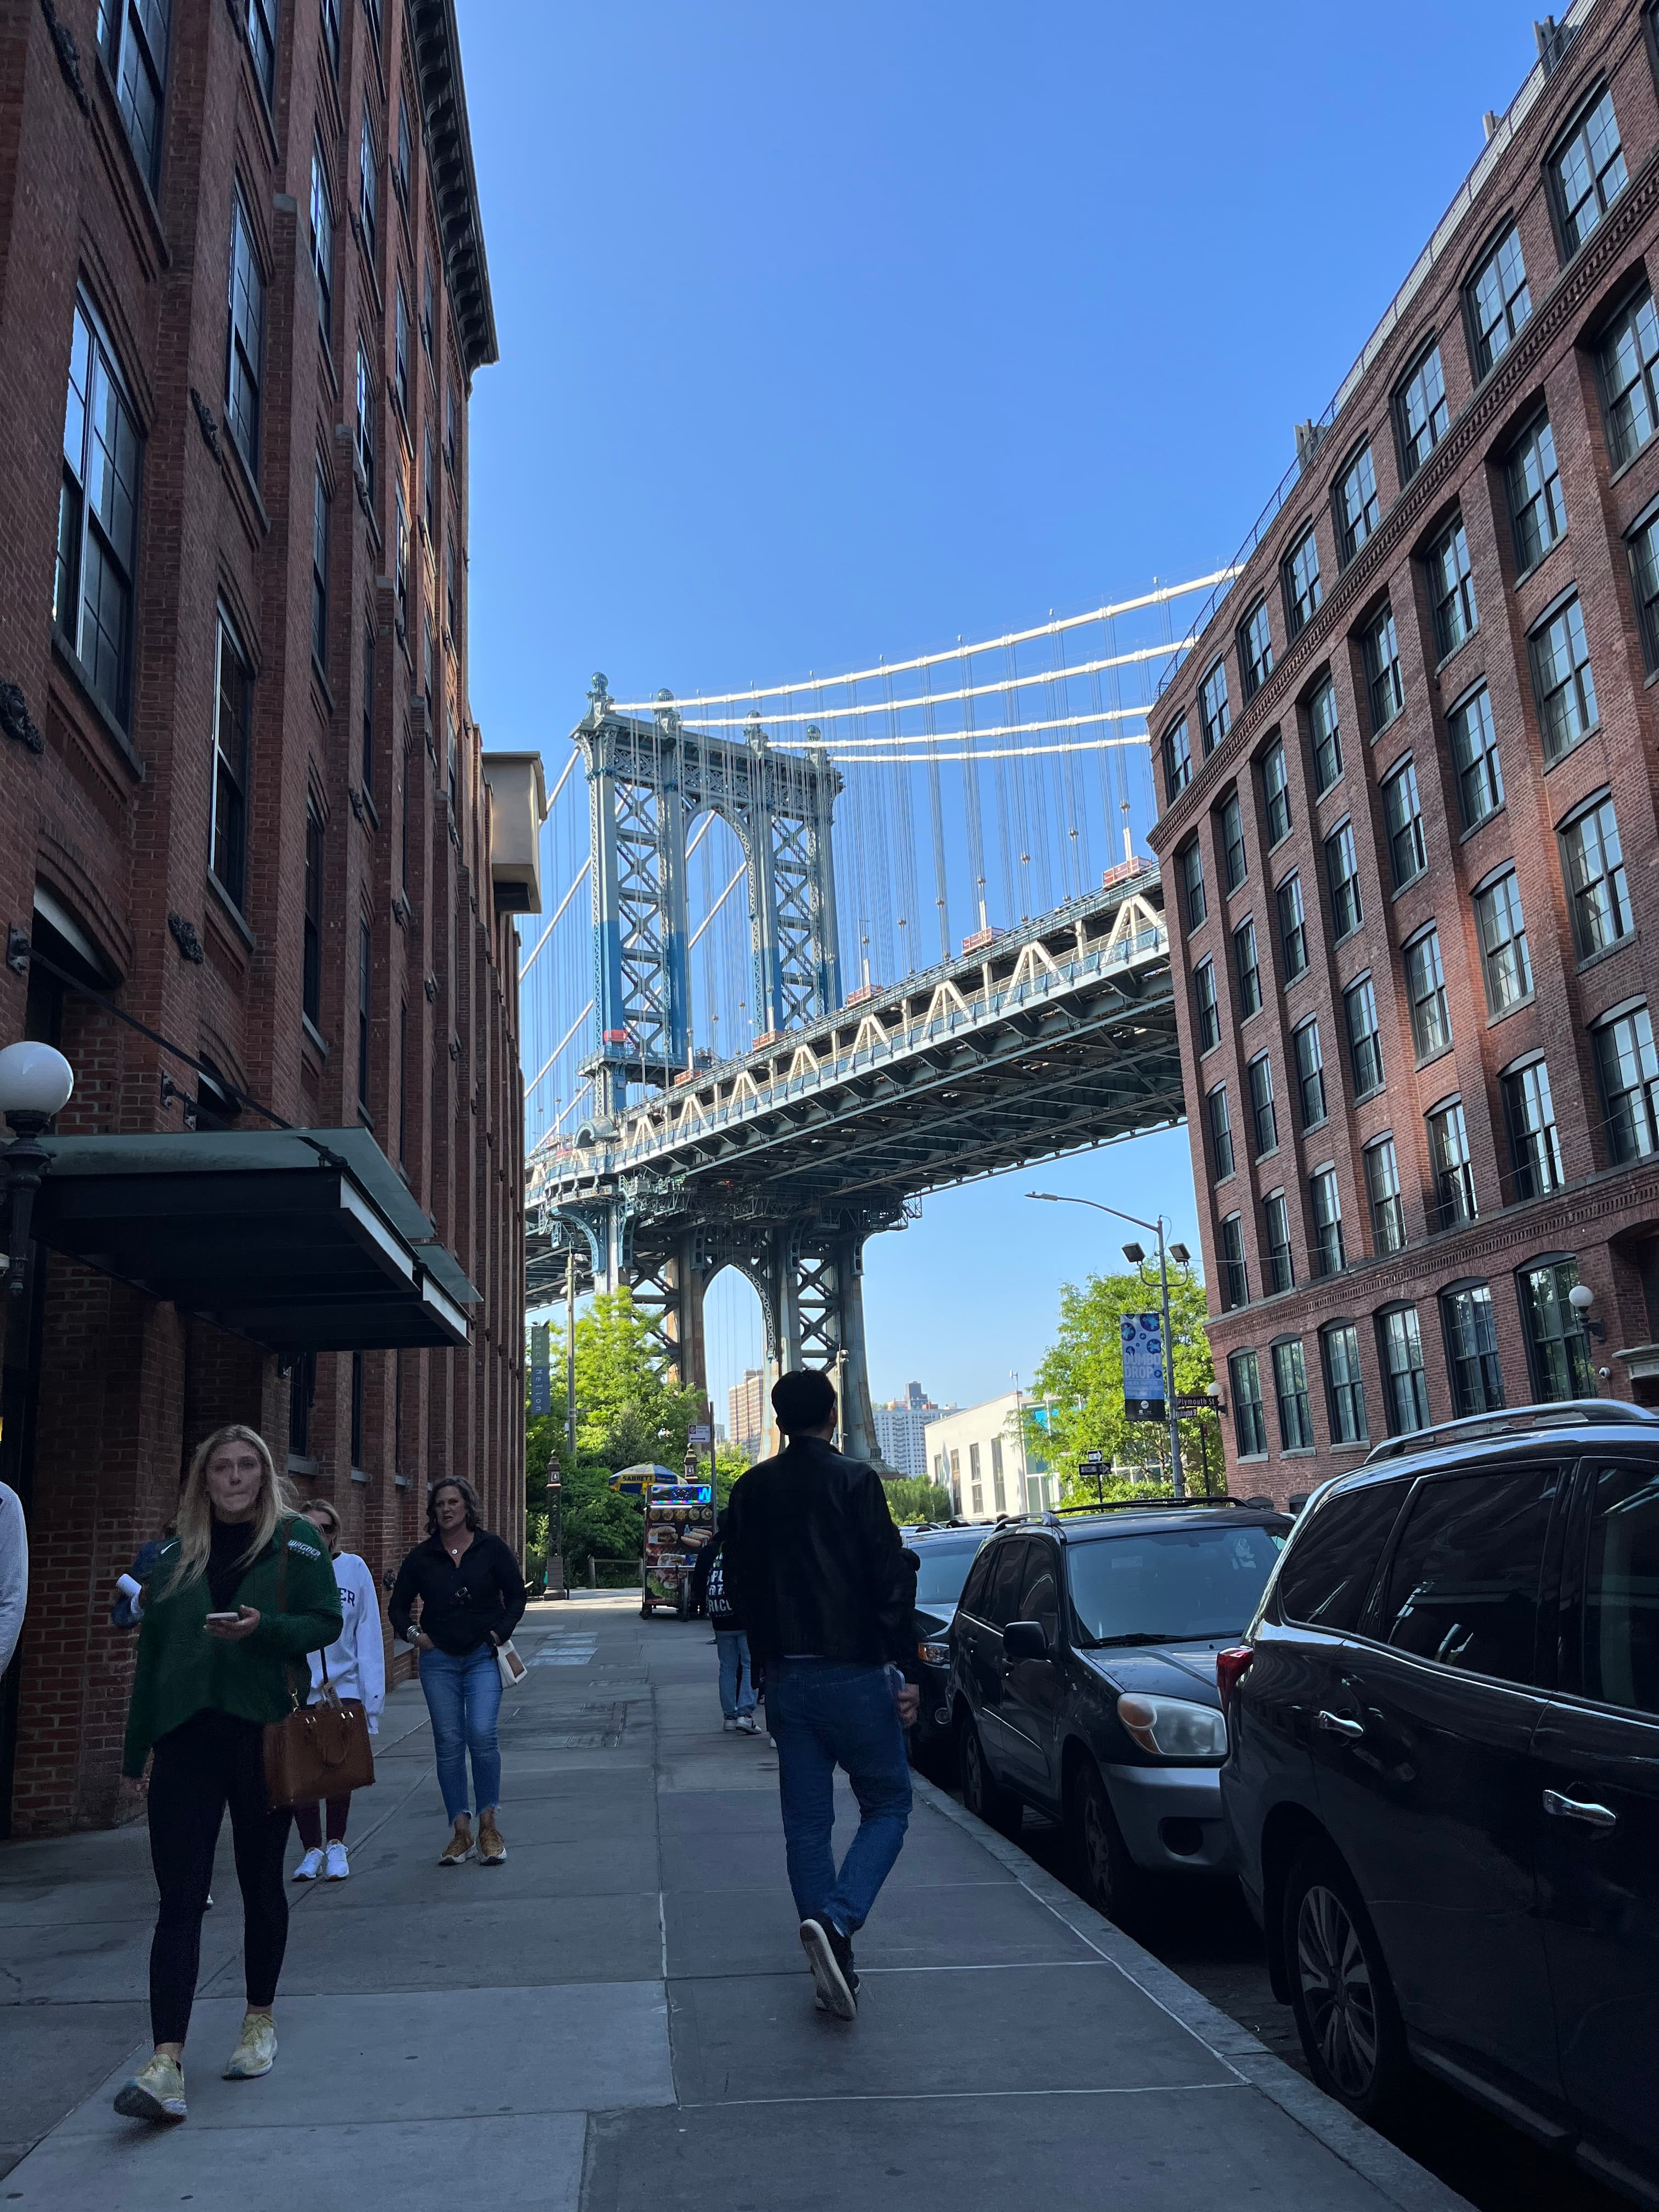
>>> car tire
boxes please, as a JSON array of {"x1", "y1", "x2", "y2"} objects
[
  {"x1": 1068, "y1": 1757, "x2": 1147, "y2": 1927},
  {"x1": 1282, "y1": 1838, "x2": 1409, "y2": 2123},
  {"x1": 959, "y1": 1712, "x2": 1022, "y2": 1836}
]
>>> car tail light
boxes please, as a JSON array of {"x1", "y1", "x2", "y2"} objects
[{"x1": 1216, "y1": 1645, "x2": 1254, "y2": 1720}]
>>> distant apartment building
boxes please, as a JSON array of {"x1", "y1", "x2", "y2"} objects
[
  {"x1": 727, "y1": 1367, "x2": 766, "y2": 1462},
  {"x1": 926, "y1": 1392, "x2": 1056, "y2": 1519},
  {"x1": 872, "y1": 1381, "x2": 950, "y2": 1478}
]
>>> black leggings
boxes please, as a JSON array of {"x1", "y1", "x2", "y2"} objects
[
  {"x1": 293, "y1": 1795, "x2": 352, "y2": 1847},
  {"x1": 146, "y1": 1711, "x2": 292, "y2": 2046}
]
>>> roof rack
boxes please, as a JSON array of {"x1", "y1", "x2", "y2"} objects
[
  {"x1": 1363, "y1": 1400, "x2": 1659, "y2": 1466},
  {"x1": 991, "y1": 1496, "x2": 1255, "y2": 1533}
]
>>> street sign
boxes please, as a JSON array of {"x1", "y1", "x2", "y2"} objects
[
  {"x1": 1173, "y1": 1393, "x2": 1216, "y2": 1415},
  {"x1": 688, "y1": 1424, "x2": 711, "y2": 1444},
  {"x1": 1120, "y1": 1312, "x2": 1166, "y2": 1425}
]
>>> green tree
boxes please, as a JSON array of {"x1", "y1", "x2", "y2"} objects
[
  {"x1": 571, "y1": 1286, "x2": 703, "y2": 1472},
  {"x1": 1024, "y1": 1268, "x2": 1225, "y2": 1499},
  {"x1": 882, "y1": 1476, "x2": 955, "y2": 1523}
]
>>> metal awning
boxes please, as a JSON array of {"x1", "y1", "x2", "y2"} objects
[{"x1": 33, "y1": 1128, "x2": 480, "y2": 1352}]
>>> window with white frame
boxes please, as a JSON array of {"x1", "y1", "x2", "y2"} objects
[
  {"x1": 1379, "y1": 1306, "x2": 1430, "y2": 1435},
  {"x1": 1322, "y1": 1322, "x2": 1368, "y2": 1443},
  {"x1": 54, "y1": 295, "x2": 143, "y2": 729},
  {"x1": 1272, "y1": 1339, "x2": 1313, "y2": 1448}
]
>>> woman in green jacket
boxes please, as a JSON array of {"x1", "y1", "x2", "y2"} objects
[{"x1": 114, "y1": 1424, "x2": 342, "y2": 2126}]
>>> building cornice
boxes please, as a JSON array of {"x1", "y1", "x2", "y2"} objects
[{"x1": 408, "y1": 0, "x2": 498, "y2": 380}]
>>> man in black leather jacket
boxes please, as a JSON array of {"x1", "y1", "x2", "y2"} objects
[{"x1": 723, "y1": 1368, "x2": 919, "y2": 2021}]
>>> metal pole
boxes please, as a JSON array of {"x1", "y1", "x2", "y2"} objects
[{"x1": 1156, "y1": 1220, "x2": 1184, "y2": 1500}]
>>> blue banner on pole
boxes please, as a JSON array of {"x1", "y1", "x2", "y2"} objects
[
  {"x1": 1120, "y1": 1312, "x2": 1165, "y2": 1423},
  {"x1": 530, "y1": 1365, "x2": 551, "y2": 1417}
]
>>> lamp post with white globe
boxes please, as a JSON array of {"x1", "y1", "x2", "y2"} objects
[{"x1": 0, "y1": 1041, "x2": 75, "y2": 1499}]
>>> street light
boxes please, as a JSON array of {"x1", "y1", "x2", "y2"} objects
[
  {"x1": 0, "y1": 1042, "x2": 75, "y2": 1504},
  {"x1": 1028, "y1": 1190, "x2": 1186, "y2": 1499}
]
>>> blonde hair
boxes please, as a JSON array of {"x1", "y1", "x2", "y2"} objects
[{"x1": 168, "y1": 1424, "x2": 291, "y2": 1590}]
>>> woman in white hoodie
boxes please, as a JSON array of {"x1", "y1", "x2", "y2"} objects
[{"x1": 291, "y1": 1500, "x2": 385, "y2": 1881}]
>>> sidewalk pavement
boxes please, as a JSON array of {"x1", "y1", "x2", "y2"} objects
[{"x1": 0, "y1": 1592, "x2": 1472, "y2": 2210}]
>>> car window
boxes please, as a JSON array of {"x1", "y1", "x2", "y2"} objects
[
  {"x1": 1375, "y1": 1467, "x2": 1560, "y2": 1686},
  {"x1": 1017, "y1": 1543, "x2": 1060, "y2": 1645},
  {"x1": 983, "y1": 1541, "x2": 1029, "y2": 1630},
  {"x1": 1278, "y1": 1480, "x2": 1408, "y2": 1631},
  {"x1": 912, "y1": 1538, "x2": 985, "y2": 1610},
  {"x1": 1581, "y1": 1463, "x2": 1659, "y2": 1717},
  {"x1": 958, "y1": 1548, "x2": 997, "y2": 1621},
  {"x1": 1065, "y1": 1524, "x2": 1285, "y2": 1645}
]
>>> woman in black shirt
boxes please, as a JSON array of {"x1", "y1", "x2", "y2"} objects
[{"x1": 390, "y1": 1478, "x2": 525, "y2": 1866}]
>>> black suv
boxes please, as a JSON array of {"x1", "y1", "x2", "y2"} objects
[
  {"x1": 947, "y1": 1502, "x2": 1289, "y2": 1919},
  {"x1": 902, "y1": 1523, "x2": 991, "y2": 1768},
  {"x1": 1219, "y1": 1403, "x2": 1659, "y2": 2207}
]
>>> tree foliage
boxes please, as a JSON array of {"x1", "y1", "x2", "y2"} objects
[{"x1": 882, "y1": 1476, "x2": 955, "y2": 1524}]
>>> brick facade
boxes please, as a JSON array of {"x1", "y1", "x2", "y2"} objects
[
  {"x1": 0, "y1": 0, "x2": 525, "y2": 1833},
  {"x1": 1149, "y1": 0, "x2": 1659, "y2": 1506}
]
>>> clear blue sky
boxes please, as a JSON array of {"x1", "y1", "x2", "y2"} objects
[{"x1": 465, "y1": 0, "x2": 1544, "y2": 1413}]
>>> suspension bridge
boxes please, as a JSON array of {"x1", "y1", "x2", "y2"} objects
[{"x1": 519, "y1": 573, "x2": 1232, "y2": 1460}]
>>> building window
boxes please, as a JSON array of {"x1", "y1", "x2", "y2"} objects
[
  {"x1": 1520, "y1": 1259, "x2": 1595, "y2": 1400},
  {"x1": 1178, "y1": 838, "x2": 1206, "y2": 929},
  {"x1": 289, "y1": 1351, "x2": 316, "y2": 1459},
  {"x1": 1322, "y1": 1322, "x2": 1368, "y2": 1443},
  {"x1": 1508, "y1": 415, "x2": 1564, "y2": 571},
  {"x1": 396, "y1": 478, "x2": 410, "y2": 619},
  {"x1": 99, "y1": 0, "x2": 172, "y2": 191},
  {"x1": 1272, "y1": 1339, "x2": 1313, "y2": 1448},
  {"x1": 424, "y1": 611, "x2": 435, "y2": 720},
  {"x1": 310, "y1": 144, "x2": 334, "y2": 348},
  {"x1": 424, "y1": 419, "x2": 437, "y2": 538},
  {"x1": 1163, "y1": 715, "x2": 1192, "y2": 802},
  {"x1": 394, "y1": 279, "x2": 410, "y2": 420},
  {"x1": 1283, "y1": 528, "x2": 1322, "y2": 640},
  {"x1": 444, "y1": 380, "x2": 459, "y2": 471},
  {"x1": 319, "y1": 0, "x2": 340, "y2": 74},
  {"x1": 1601, "y1": 289, "x2": 1659, "y2": 471},
  {"x1": 1475, "y1": 870, "x2": 1532, "y2": 1014},
  {"x1": 1503, "y1": 1059, "x2": 1564, "y2": 1200},
  {"x1": 1294, "y1": 1018, "x2": 1325, "y2": 1130},
  {"x1": 1467, "y1": 225, "x2": 1530, "y2": 376},
  {"x1": 1443, "y1": 1284, "x2": 1504, "y2": 1414},
  {"x1": 1551, "y1": 88, "x2": 1626, "y2": 256},
  {"x1": 350, "y1": 1352, "x2": 365, "y2": 1469},
  {"x1": 1395, "y1": 345, "x2": 1448, "y2": 480},
  {"x1": 1427, "y1": 514, "x2": 1477, "y2": 658},
  {"x1": 1448, "y1": 684, "x2": 1503, "y2": 828},
  {"x1": 1234, "y1": 918, "x2": 1262, "y2": 1019},
  {"x1": 359, "y1": 98, "x2": 378, "y2": 261},
  {"x1": 1530, "y1": 595, "x2": 1598, "y2": 764},
  {"x1": 54, "y1": 297, "x2": 142, "y2": 729},
  {"x1": 363, "y1": 0, "x2": 381, "y2": 47},
  {"x1": 1207, "y1": 1084, "x2": 1234, "y2": 1180},
  {"x1": 1403, "y1": 927, "x2": 1450, "y2": 1060},
  {"x1": 226, "y1": 190, "x2": 265, "y2": 471},
  {"x1": 1200, "y1": 660, "x2": 1231, "y2": 754},
  {"x1": 1379, "y1": 1306, "x2": 1430, "y2": 1435},
  {"x1": 446, "y1": 695, "x2": 459, "y2": 811},
  {"x1": 311, "y1": 465, "x2": 329, "y2": 668},
  {"x1": 1335, "y1": 443, "x2": 1380, "y2": 565},
  {"x1": 396, "y1": 94, "x2": 413, "y2": 205},
  {"x1": 1362, "y1": 604, "x2": 1403, "y2": 733},
  {"x1": 1248, "y1": 1051, "x2": 1277, "y2": 1157},
  {"x1": 1220, "y1": 791, "x2": 1247, "y2": 891},
  {"x1": 211, "y1": 614, "x2": 252, "y2": 910},
  {"x1": 445, "y1": 533, "x2": 459, "y2": 639},
  {"x1": 362, "y1": 622, "x2": 375, "y2": 796},
  {"x1": 1594, "y1": 1002, "x2": 1659, "y2": 1161},
  {"x1": 354, "y1": 343, "x2": 374, "y2": 499},
  {"x1": 1240, "y1": 602, "x2": 1273, "y2": 701},
  {"x1": 968, "y1": 1440, "x2": 982, "y2": 1518},
  {"x1": 245, "y1": 0, "x2": 277, "y2": 103},
  {"x1": 1345, "y1": 976, "x2": 1383, "y2": 1097},
  {"x1": 1220, "y1": 1214, "x2": 1248, "y2": 1311},
  {"x1": 1383, "y1": 757, "x2": 1426, "y2": 888},
  {"x1": 1193, "y1": 959, "x2": 1220, "y2": 1053},
  {"x1": 1261, "y1": 736, "x2": 1291, "y2": 844},
  {"x1": 1427, "y1": 1097, "x2": 1476, "y2": 1228},
  {"x1": 1276, "y1": 872, "x2": 1308, "y2": 980},
  {"x1": 1310, "y1": 1166, "x2": 1344, "y2": 1276},
  {"x1": 1231, "y1": 1350, "x2": 1266, "y2": 1457},
  {"x1": 302, "y1": 804, "x2": 323, "y2": 1024},
  {"x1": 1561, "y1": 794, "x2": 1632, "y2": 960},
  {"x1": 1310, "y1": 679, "x2": 1342, "y2": 793},
  {"x1": 421, "y1": 254, "x2": 435, "y2": 356},
  {"x1": 1364, "y1": 1135, "x2": 1407, "y2": 1255},
  {"x1": 1325, "y1": 819, "x2": 1362, "y2": 940},
  {"x1": 358, "y1": 915, "x2": 373, "y2": 1110}
]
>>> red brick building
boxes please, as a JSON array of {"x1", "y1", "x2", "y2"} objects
[
  {"x1": 1149, "y1": 0, "x2": 1659, "y2": 1505},
  {"x1": 0, "y1": 0, "x2": 532, "y2": 1833}
]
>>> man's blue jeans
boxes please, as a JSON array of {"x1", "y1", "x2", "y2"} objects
[
  {"x1": 766, "y1": 1660, "x2": 911, "y2": 1937},
  {"x1": 715, "y1": 1629, "x2": 756, "y2": 1719},
  {"x1": 419, "y1": 1643, "x2": 502, "y2": 1820}
]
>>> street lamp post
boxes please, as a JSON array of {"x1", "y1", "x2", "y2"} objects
[
  {"x1": 0, "y1": 1043, "x2": 76, "y2": 1502},
  {"x1": 1028, "y1": 1190, "x2": 1186, "y2": 1501}
]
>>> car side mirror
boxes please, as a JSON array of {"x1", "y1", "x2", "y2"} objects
[{"x1": 1003, "y1": 1620, "x2": 1049, "y2": 1663}]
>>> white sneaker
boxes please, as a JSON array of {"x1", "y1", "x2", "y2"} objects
[
  {"x1": 735, "y1": 1713, "x2": 758, "y2": 1734},
  {"x1": 323, "y1": 1841, "x2": 349, "y2": 1881},
  {"x1": 722, "y1": 1717, "x2": 737, "y2": 1732},
  {"x1": 292, "y1": 1847, "x2": 325, "y2": 1882}
]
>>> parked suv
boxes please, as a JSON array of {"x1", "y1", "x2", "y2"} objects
[
  {"x1": 948, "y1": 1502, "x2": 1289, "y2": 1920},
  {"x1": 1220, "y1": 1403, "x2": 1659, "y2": 2206}
]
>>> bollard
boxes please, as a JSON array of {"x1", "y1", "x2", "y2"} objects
[{"x1": 586, "y1": 1555, "x2": 596, "y2": 1590}]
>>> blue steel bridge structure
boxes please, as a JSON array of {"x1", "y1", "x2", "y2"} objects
[{"x1": 520, "y1": 578, "x2": 1227, "y2": 1462}]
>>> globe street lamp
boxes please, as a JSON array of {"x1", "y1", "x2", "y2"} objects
[{"x1": 0, "y1": 1041, "x2": 75, "y2": 1499}]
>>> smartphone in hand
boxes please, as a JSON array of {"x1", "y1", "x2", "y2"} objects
[{"x1": 204, "y1": 1612, "x2": 242, "y2": 1627}]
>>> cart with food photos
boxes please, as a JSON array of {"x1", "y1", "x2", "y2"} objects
[{"x1": 640, "y1": 1479, "x2": 715, "y2": 1615}]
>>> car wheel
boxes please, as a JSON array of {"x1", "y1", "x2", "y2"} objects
[
  {"x1": 1282, "y1": 1839, "x2": 1409, "y2": 2122},
  {"x1": 958, "y1": 1712, "x2": 1021, "y2": 1836},
  {"x1": 1069, "y1": 1757, "x2": 1146, "y2": 1927}
]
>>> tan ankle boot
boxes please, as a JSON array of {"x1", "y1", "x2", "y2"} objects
[
  {"x1": 438, "y1": 1815, "x2": 473, "y2": 1865},
  {"x1": 478, "y1": 1810, "x2": 506, "y2": 1864}
]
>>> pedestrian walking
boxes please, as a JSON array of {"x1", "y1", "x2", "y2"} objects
[
  {"x1": 690, "y1": 1516, "x2": 757, "y2": 1733},
  {"x1": 114, "y1": 1425, "x2": 342, "y2": 2124},
  {"x1": 0, "y1": 1478, "x2": 27, "y2": 1678},
  {"x1": 291, "y1": 1499, "x2": 386, "y2": 1881},
  {"x1": 724, "y1": 1369, "x2": 919, "y2": 2021},
  {"x1": 389, "y1": 1476, "x2": 525, "y2": 1867}
]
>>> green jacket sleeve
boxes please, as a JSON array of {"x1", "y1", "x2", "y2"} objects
[{"x1": 251, "y1": 1523, "x2": 343, "y2": 1661}]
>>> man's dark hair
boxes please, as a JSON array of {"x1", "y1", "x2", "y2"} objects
[{"x1": 772, "y1": 1368, "x2": 837, "y2": 1435}]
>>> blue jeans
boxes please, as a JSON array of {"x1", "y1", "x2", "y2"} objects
[
  {"x1": 767, "y1": 1660, "x2": 911, "y2": 1937},
  {"x1": 419, "y1": 1643, "x2": 502, "y2": 1821},
  {"x1": 715, "y1": 1629, "x2": 755, "y2": 1719}
]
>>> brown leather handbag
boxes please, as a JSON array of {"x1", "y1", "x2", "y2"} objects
[{"x1": 262, "y1": 1548, "x2": 376, "y2": 1811}]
